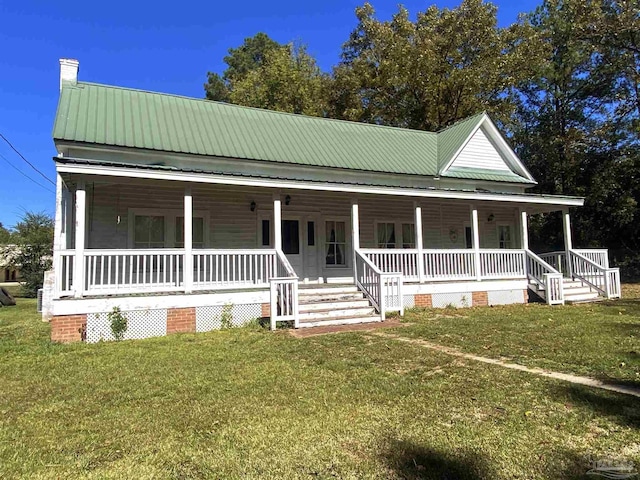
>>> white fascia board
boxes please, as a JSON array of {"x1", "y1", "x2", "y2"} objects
[{"x1": 56, "y1": 161, "x2": 584, "y2": 207}]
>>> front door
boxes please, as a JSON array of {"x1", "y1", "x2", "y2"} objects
[
  {"x1": 303, "y1": 218, "x2": 320, "y2": 283},
  {"x1": 282, "y1": 219, "x2": 303, "y2": 276}
]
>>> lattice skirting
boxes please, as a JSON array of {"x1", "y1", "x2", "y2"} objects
[
  {"x1": 86, "y1": 309, "x2": 168, "y2": 343},
  {"x1": 403, "y1": 295, "x2": 416, "y2": 308},
  {"x1": 84, "y1": 302, "x2": 263, "y2": 342},
  {"x1": 404, "y1": 290, "x2": 525, "y2": 309},
  {"x1": 431, "y1": 292, "x2": 472, "y2": 308},
  {"x1": 195, "y1": 304, "x2": 262, "y2": 332}
]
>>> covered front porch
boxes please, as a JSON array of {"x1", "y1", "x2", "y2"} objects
[{"x1": 49, "y1": 172, "x2": 621, "y2": 329}]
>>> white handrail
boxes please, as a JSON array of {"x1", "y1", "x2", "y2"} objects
[
  {"x1": 270, "y1": 249, "x2": 299, "y2": 330},
  {"x1": 355, "y1": 249, "x2": 403, "y2": 320},
  {"x1": 569, "y1": 250, "x2": 620, "y2": 299},
  {"x1": 525, "y1": 250, "x2": 564, "y2": 305}
]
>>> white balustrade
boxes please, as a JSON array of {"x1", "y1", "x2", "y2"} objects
[
  {"x1": 355, "y1": 250, "x2": 403, "y2": 320},
  {"x1": 193, "y1": 249, "x2": 277, "y2": 290},
  {"x1": 423, "y1": 250, "x2": 477, "y2": 281},
  {"x1": 84, "y1": 249, "x2": 185, "y2": 295},
  {"x1": 360, "y1": 249, "x2": 419, "y2": 281},
  {"x1": 57, "y1": 251, "x2": 75, "y2": 296},
  {"x1": 270, "y1": 250, "x2": 299, "y2": 330},
  {"x1": 479, "y1": 249, "x2": 526, "y2": 279},
  {"x1": 526, "y1": 250, "x2": 564, "y2": 305},
  {"x1": 569, "y1": 250, "x2": 621, "y2": 299}
]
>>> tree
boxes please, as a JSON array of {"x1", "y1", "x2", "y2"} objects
[
  {"x1": 205, "y1": 33, "x2": 283, "y2": 102},
  {"x1": 10, "y1": 212, "x2": 54, "y2": 297},
  {"x1": 0, "y1": 222, "x2": 11, "y2": 244},
  {"x1": 513, "y1": 0, "x2": 640, "y2": 276},
  {"x1": 329, "y1": 1, "x2": 541, "y2": 130},
  {"x1": 205, "y1": 34, "x2": 328, "y2": 116},
  {"x1": 229, "y1": 43, "x2": 328, "y2": 116}
]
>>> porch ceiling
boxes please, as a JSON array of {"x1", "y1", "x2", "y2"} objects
[{"x1": 57, "y1": 158, "x2": 583, "y2": 211}]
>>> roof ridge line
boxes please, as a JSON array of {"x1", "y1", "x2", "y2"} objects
[
  {"x1": 436, "y1": 111, "x2": 486, "y2": 134},
  {"x1": 71, "y1": 81, "x2": 442, "y2": 136}
]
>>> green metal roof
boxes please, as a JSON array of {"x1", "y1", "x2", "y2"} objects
[
  {"x1": 53, "y1": 81, "x2": 533, "y2": 183},
  {"x1": 443, "y1": 167, "x2": 533, "y2": 184}
]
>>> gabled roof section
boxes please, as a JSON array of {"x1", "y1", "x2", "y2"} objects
[
  {"x1": 437, "y1": 112, "x2": 536, "y2": 184},
  {"x1": 53, "y1": 82, "x2": 439, "y2": 177},
  {"x1": 53, "y1": 82, "x2": 536, "y2": 184}
]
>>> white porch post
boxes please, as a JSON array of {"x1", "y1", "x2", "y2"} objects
[
  {"x1": 563, "y1": 208, "x2": 573, "y2": 277},
  {"x1": 73, "y1": 178, "x2": 86, "y2": 298},
  {"x1": 53, "y1": 174, "x2": 64, "y2": 297},
  {"x1": 471, "y1": 206, "x2": 481, "y2": 281},
  {"x1": 184, "y1": 186, "x2": 193, "y2": 293},
  {"x1": 520, "y1": 210, "x2": 529, "y2": 251},
  {"x1": 351, "y1": 200, "x2": 360, "y2": 276},
  {"x1": 414, "y1": 201, "x2": 425, "y2": 283},
  {"x1": 273, "y1": 195, "x2": 282, "y2": 251}
]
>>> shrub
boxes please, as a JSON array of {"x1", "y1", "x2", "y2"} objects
[{"x1": 108, "y1": 307, "x2": 127, "y2": 341}]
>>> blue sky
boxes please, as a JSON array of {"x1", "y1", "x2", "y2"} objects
[{"x1": 0, "y1": 0, "x2": 540, "y2": 229}]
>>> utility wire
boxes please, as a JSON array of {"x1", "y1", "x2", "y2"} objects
[
  {"x1": 0, "y1": 151, "x2": 55, "y2": 194},
  {"x1": 0, "y1": 132, "x2": 55, "y2": 186}
]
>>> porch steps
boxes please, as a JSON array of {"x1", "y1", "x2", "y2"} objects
[
  {"x1": 297, "y1": 284, "x2": 379, "y2": 328},
  {"x1": 529, "y1": 278, "x2": 601, "y2": 304}
]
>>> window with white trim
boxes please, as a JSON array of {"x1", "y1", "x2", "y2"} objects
[
  {"x1": 325, "y1": 220, "x2": 346, "y2": 266},
  {"x1": 498, "y1": 225, "x2": 512, "y2": 249},
  {"x1": 377, "y1": 222, "x2": 396, "y2": 248},
  {"x1": 175, "y1": 217, "x2": 205, "y2": 248},
  {"x1": 402, "y1": 223, "x2": 415, "y2": 249},
  {"x1": 134, "y1": 215, "x2": 165, "y2": 248}
]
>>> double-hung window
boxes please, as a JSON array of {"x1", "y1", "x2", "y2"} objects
[
  {"x1": 134, "y1": 215, "x2": 165, "y2": 248},
  {"x1": 377, "y1": 222, "x2": 396, "y2": 248},
  {"x1": 325, "y1": 220, "x2": 346, "y2": 266}
]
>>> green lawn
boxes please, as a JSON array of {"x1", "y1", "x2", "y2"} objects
[
  {"x1": 0, "y1": 295, "x2": 639, "y2": 479},
  {"x1": 397, "y1": 284, "x2": 640, "y2": 387}
]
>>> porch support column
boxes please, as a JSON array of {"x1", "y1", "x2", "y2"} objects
[
  {"x1": 414, "y1": 201, "x2": 425, "y2": 283},
  {"x1": 471, "y1": 206, "x2": 481, "y2": 281},
  {"x1": 563, "y1": 208, "x2": 573, "y2": 277},
  {"x1": 73, "y1": 178, "x2": 86, "y2": 298},
  {"x1": 273, "y1": 194, "x2": 282, "y2": 251},
  {"x1": 520, "y1": 210, "x2": 529, "y2": 251},
  {"x1": 53, "y1": 174, "x2": 64, "y2": 297},
  {"x1": 184, "y1": 186, "x2": 193, "y2": 293},
  {"x1": 351, "y1": 200, "x2": 360, "y2": 276}
]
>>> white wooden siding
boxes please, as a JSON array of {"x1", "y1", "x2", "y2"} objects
[
  {"x1": 84, "y1": 179, "x2": 520, "y2": 271},
  {"x1": 450, "y1": 126, "x2": 512, "y2": 172}
]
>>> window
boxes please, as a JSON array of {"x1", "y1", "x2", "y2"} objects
[
  {"x1": 175, "y1": 217, "x2": 205, "y2": 248},
  {"x1": 325, "y1": 221, "x2": 346, "y2": 266},
  {"x1": 307, "y1": 221, "x2": 315, "y2": 246},
  {"x1": 402, "y1": 223, "x2": 415, "y2": 249},
  {"x1": 282, "y1": 220, "x2": 300, "y2": 255},
  {"x1": 261, "y1": 220, "x2": 271, "y2": 247},
  {"x1": 134, "y1": 215, "x2": 165, "y2": 248},
  {"x1": 377, "y1": 222, "x2": 396, "y2": 248},
  {"x1": 465, "y1": 226, "x2": 473, "y2": 249},
  {"x1": 498, "y1": 225, "x2": 512, "y2": 249}
]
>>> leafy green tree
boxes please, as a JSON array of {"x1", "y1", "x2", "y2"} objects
[
  {"x1": 229, "y1": 43, "x2": 328, "y2": 115},
  {"x1": 329, "y1": 1, "x2": 541, "y2": 130},
  {"x1": 0, "y1": 222, "x2": 11, "y2": 244},
  {"x1": 205, "y1": 33, "x2": 283, "y2": 102},
  {"x1": 10, "y1": 212, "x2": 54, "y2": 297}
]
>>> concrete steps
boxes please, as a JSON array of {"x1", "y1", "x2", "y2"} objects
[{"x1": 297, "y1": 284, "x2": 379, "y2": 328}]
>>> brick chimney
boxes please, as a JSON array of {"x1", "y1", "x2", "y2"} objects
[{"x1": 59, "y1": 58, "x2": 79, "y2": 91}]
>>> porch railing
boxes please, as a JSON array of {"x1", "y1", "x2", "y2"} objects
[
  {"x1": 355, "y1": 249, "x2": 403, "y2": 320},
  {"x1": 359, "y1": 249, "x2": 419, "y2": 282},
  {"x1": 539, "y1": 249, "x2": 610, "y2": 274},
  {"x1": 479, "y1": 249, "x2": 526, "y2": 279},
  {"x1": 57, "y1": 251, "x2": 75, "y2": 296},
  {"x1": 269, "y1": 250, "x2": 299, "y2": 330},
  {"x1": 84, "y1": 249, "x2": 185, "y2": 295},
  {"x1": 193, "y1": 249, "x2": 277, "y2": 290},
  {"x1": 569, "y1": 250, "x2": 621, "y2": 299},
  {"x1": 362, "y1": 248, "x2": 526, "y2": 282},
  {"x1": 526, "y1": 250, "x2": 564, "y2": 305}
]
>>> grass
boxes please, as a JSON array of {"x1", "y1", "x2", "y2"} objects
[
  {"x1": 397, "y1": 284, "x2": 640, "y2": 387},
  {"x1": 0, "y1": 294, "x2": 638, "y2": 478}
]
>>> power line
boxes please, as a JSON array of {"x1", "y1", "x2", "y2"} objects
[
  {"x1": 0, "y1": 132, "x2": 55, "y2": 186},
  {"x1": 0, "y1": 151, "x2": 55, "y2": 194}
]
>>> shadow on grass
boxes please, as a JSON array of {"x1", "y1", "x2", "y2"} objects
[
  {"x1": 601, "y1": 297, "x2": 640, "y2": 316},
  {"x1": 382, "y1": 439, "x2": 492, "y2": 479},
  {"x1": 551, "y1": 384, "x2": 640, "y2": 429}
]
